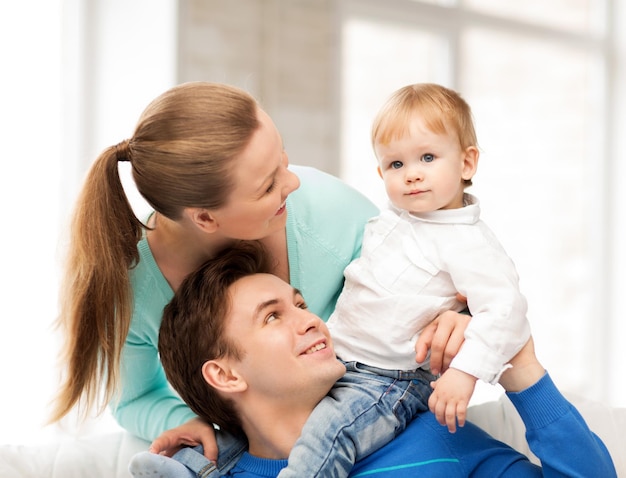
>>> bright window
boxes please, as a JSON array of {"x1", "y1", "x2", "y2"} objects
[{"x1": 339, "y1": 0, "x2": 624, "y2": 406}]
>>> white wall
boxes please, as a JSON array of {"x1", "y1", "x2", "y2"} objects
[
  {"x1": 0, "y1": 0, "x2": 176, "y2": 445},
  {"x1": 0, "y1": 0, "x2": 64, "y2": 446}
]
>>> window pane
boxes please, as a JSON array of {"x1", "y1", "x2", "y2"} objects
[
  {"x1": 462, "y1": 0, "x2": 606, "y2": 34},
  {"x1": 460, "y1": 28, "x2": 605, "y2": 396},
  {"x1": 411, "y1": 0, "x2": 456, "y2": 5},
  {"x1": 340, "y1": 18, "x2": 449, "y2": 207}
]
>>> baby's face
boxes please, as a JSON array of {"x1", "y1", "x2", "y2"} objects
[{"x1": 375, "y1": 113, "x2": 470, "y2": 213}]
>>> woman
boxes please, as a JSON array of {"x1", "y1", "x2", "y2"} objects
[{"x1": 50, "y1": 81, "x2": 468, "y2": 459}]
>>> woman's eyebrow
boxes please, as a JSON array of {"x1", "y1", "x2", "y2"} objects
[{"x1": 254, "y1": 163, "x2": 279, "y2": 196}]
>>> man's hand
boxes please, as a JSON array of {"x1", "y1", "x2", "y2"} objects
[{"x1": 415, "y1": 310, "x2": 470, "y2": 375}]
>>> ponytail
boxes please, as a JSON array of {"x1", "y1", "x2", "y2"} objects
[
  {"x1": 49, "y1": 81, "x2": 260, "y2": 424},
  {"x1": 50, "y1": 142, "x2": 144, "y2": 423}
]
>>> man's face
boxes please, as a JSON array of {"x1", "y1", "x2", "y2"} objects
[{"x1": 223, "y1": 273, "x2": 346, "y2": 406}]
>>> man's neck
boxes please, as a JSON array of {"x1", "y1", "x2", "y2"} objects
[{"x1": 238, "y1": 400, "x2": 313, "y2": 459}]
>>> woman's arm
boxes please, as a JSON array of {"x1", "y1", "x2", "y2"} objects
[
  {"x1": 113, "y1": 340, "x2": 203, "y2": 429},
  {"x1": 113, "y1": 240, "x2": 219, "y2": 459}
]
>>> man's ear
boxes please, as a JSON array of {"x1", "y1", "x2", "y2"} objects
[
  {"x1": 184, "y1": 207, "x2": 219, "y2": 233},
  {"x1": 461, "y1": 146, "x2": 479, "y2": 182},
  {"x1": 202, "y1": 359, "x2": 248, "y2": 394}
]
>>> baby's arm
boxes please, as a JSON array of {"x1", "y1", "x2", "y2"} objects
[
  {"x1": 428, "y1": 368, "x2": 477, "y2": 433},
  {"x1": 438, "y1": 222, "x2": 531, "y2": 384}
]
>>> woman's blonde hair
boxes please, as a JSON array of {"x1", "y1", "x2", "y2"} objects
[
  {"x1": 50, "y1": 82, "x2": 260, "y2": 423},
  {"x1": 371, "y1": 83, "x2": 477, "y2": 186}
]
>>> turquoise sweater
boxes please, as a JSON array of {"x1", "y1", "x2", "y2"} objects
[{"x1": 112, "y1": 166, "x2": 379, "y2": 441}]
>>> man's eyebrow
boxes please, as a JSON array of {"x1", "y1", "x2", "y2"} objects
[
  {"x1": 253, "y1": 287, "x2": 304, "y2": 317},
  {"x1": 254, "y1": 298, "x2": 279, "y2": 318}
]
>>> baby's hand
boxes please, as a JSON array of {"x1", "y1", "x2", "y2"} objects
[{"x1": 428, "y1": 368, "x2": 477, "y2": 433}]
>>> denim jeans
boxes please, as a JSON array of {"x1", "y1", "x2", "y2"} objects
[
  {"x1": 137, "y1": 364, "x2": 434, "y2": 478},
  {"x1": 276, "y1": 362, "x2": 435, "y2": 478},
  {"x1": 177, "y1": 429, "x2": 247, "y2": 477},
  {"x1": 129, "y1": 428, "x2": 246, "y2": 478}
]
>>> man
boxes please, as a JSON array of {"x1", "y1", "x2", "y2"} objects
[{"x1": 130, "y1": 242, "x2": 615, "y2": 477}]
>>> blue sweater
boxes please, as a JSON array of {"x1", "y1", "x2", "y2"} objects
[
  {"x1": 217, "y1": 374, "x2": 616, "y2": 477},
  {"x1": 113, "y1": 166, "x2": 379, "y2": 441}
]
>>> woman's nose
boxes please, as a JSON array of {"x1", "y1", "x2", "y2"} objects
[{"x1": 282, "y1": 152, "x2": 301, "y2": 194}]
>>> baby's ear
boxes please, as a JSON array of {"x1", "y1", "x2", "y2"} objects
[
  {"x1": 461, "y1": 146, "x2": 479, "y2": 181},
  {"x1": 202, "y1": 359, "x2": 248, "y2": 394}
]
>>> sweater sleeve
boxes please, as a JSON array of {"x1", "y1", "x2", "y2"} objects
[
  {"x1": 505, "y1": 373, "x2": 617, "y2": 478},
  {"x1": 112, "y1": 337, "x2": 197, "y2": 441},
  {"x1": 111, "y1": 239, "x2": 196, "y2": 441}
]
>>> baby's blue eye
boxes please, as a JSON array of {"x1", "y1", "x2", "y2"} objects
[
  {"x1": 422, "y1": 154, "x2": 434, "y2": 163},
  {"x1": 391, "y1": 161, "x2": 403, "y2": 169}
]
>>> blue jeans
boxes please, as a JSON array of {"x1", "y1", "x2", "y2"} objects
[
  {"x1": 153, "y1": 363, "x2": 434, "y2": 478},
  {"x1": 129, "y1": 430, "x2": 246, "y2": 478},
  {"x1": 276, "y1": 362, "x2": 434, "y2": 478}
]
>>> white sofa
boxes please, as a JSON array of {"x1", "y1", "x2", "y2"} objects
[{"x1": 1, "y1": 392, "x2": 624, "y2": 477}]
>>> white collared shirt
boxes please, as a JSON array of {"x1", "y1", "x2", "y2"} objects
[{"x1": 327, "y1": 194, "x2": 530, "y2": 384}]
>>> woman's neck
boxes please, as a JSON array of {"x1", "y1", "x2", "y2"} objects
[
  {"x1": 147, "y1": 212, "x2": 290, "y2": 291},
  {"x1": 258, "y1": 228, "x2": 289, "y2": 283},
  {"x1": 146, "y1": 212, "x2": 236, "y2": 291}
]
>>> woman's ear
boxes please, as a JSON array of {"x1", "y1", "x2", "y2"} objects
[
  {"x1": 184, "y1": 208, "x2": 219, "y2": 233},
  {"x1": 461, "y1": 146, "x2": 479, "y2": 181},
  {"x1": 202, "y1": 359, "x2": 248, "y2": 394}
]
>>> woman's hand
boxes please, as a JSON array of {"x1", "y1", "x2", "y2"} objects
[
  {"x1": 415, "y1": 309, "x2": 470, "y2": 376},
  {"x1": 149, "y1": 417, "x2": 218, "y2": 461}
]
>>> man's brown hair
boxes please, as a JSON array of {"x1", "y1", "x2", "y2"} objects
[{"x1": 159, "y1": 241, "x2": 272, "y2": 434}]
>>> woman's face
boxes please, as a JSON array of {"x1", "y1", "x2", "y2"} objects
[{"x1": 210, "y1": 108, "x2": 301, "y2": 240}]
